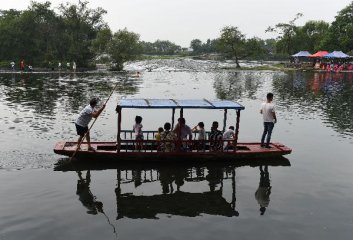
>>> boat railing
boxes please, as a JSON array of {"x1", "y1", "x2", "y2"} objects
[
  {"x1": 120, "y1": 130, "x2": 213, "y2": 140},
  {"x1": 117, "y1": 138, "x2": 239, "y2": 153}
]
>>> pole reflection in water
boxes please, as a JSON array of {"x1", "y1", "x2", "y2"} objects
[
  {"x1": 55, "y1": 157, "x2": 290, "y2": 233},
  {"x1": 76, "y1": 170, "x2": 118, "y2": 238}
]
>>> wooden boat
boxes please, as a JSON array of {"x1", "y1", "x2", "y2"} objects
[{"x1": 54, "y1": 98, "x2": 292, "y2": 161}]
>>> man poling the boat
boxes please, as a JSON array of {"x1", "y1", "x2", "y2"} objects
[{"x1": 75, "y1": 98, "x2": 106, "y2": 151}]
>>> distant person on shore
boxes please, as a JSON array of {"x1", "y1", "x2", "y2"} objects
[
  {"x1": 20, "y1": 59, "x2": 25, "y2": 71},
  {"x1": 73, "y1": 61, "x2": 77, "y2": 72},
  {"x1": 10, "y1": 61, "x2": 15, "y2": 70},
  {"x1": 75, "y1": 98, "x2": 106, "y2": 151},
  {"x1": 260, "y1": 93, "x2": 277, "y2": 148},
  {"x1": 67, "y1": 62, "x2": 70, "y2": 70},
  {"x1": 58, "y1": 62, "x2": 62, "y2": 70}
]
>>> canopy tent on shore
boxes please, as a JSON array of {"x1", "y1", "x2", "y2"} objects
[
  {"x1": 309, "y1": 51, "x2": 329, "y2": 58},
  {"x1": 323, "y1": 51, "x2": 351, "y2": 58},
  {"x1": 291, "y1": 51, "x2": 312, "y2": 57}
]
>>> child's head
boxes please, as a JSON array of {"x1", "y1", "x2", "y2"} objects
[
  {"x1": 164, "y1": 122, "x2": 171, "y2": 131},
  {"x1": 135, "y1": 115, "x2": 142, "y2": 124},
  {"x1": 198, "y1": 122, "x2": 204, "y2": 128},
  {"x1": 229, "y1": 126, "x2": 235, "y2": 130},
  {"x1": 158, "y1": 127, "x2": 164, "y2": 133}
]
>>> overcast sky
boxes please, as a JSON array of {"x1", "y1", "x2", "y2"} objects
[{"x1": 2, "y1": 0, "x2": 352, "y2": 47}]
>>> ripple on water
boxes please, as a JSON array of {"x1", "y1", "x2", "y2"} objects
[{"x1": 13, "y1": 118, "x2": 23, "y2": 123}]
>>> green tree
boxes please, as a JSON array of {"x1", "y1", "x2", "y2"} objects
[
  {"x1": 218, "y1": 26, "x2": 246, "y2": 68},
  {"x1": 92, "y1": 27, "x2": 112, "y2": 55},
  {"x1": 320, "y1": 2, "x2": 353, "y2": 52},
  {"x1": 300, "y1": 21, "x2": 329, "y2": 52},
  {"x1": 107, "y1": 29, "x2": 142, "y2": 71},
  {"x1": 190, "y1": 39, "x2": 203, "y2": 54},
  {"x1": 266, "y1": 13, "x2": 303, "y2": 55},
  {"x1": 59, "y1": 0, "x2": 107, "y2": 67},
  {"x1": 243, "y1": 37, "x2": 268, "y2": 60}
]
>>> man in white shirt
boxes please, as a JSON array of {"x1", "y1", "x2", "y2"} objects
[
  {"x1": 75, "y1": 98, "x2": 105, "y2": 151},
  {"x1": 260, "y1": 93, "x2": 277, "y2": 148},
  {"x1": 223, "y1": 126, "x2": 235, "y2": 150}
]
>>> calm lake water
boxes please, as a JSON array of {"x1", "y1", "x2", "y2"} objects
[{"x1": 1, "y1": 59, "x2": 353, "y2": 239}]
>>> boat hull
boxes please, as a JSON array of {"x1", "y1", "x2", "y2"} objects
[{"x1": 54, "y1": 141, "x2": 292, "y2": 161}]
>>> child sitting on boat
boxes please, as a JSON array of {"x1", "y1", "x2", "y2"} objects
[
  {"x1": 161, "y1": 122, "x2": 177, "y2": 152},
  {"x1": 192, "y1": 122, "x2": 206, "y2": 151},
  {"x1": 155, "y1": 127, "x2": 164, "y2": 151},
  {"x1": 155, "y1": 127, "x2": 164, "y2": 141},
  {"x1": 209, "y1": 121, "x2": 223, "y2": 151}
]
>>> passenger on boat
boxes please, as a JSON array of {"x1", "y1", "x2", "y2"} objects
[
  {"x1": 155, "y1": 127, "x2": 164, "y2": 151},
  {"x1": 223, "y1": 126, "x2": 235, "y2": 150},
  {"x1": 260, "y1": 93, "x2": 277, "y2": 148},
  {"x1": 75, "y1": 98, "x2": 106, "y2": 151},
  {"x1": 173, "y1": 117, "x2": 192, "y2": 140},
  {"x1": 209, "y1": 121, "x2": 223, "y2": 151},
  {"x1": 133, "y1": 115, "x2": 143, "y2": 150},
  {"x1": 173, "y1": 117, "x2": 192, "y2": 151},
  {"x1": 155, "y1": 127, "x2": 164, "y2": 141},
  {"x1": 192, "y1": 122, "x2": 206, "y2": 151},
  {"x1": 161, "y1": 122, "x2": 177, "y2": 152}
]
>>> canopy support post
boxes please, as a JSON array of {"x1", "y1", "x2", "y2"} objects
[
  {"x1": 172, "y1": 108, "x2": 175, "y2": 129},
  {"x1": 233, "y1": 110, "x2": 240, "y2": 152},
  {"x1": 223, "y1": 109, "x2": 228, "y2": 132},
  {"x1": 117, "y1": 107, "x2": 122, "y2": 153}
]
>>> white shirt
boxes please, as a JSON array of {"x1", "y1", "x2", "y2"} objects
[
  {"x1": 223, "y1": 129, "x2": 235, "y2": 139},
  {"x1": 75, "y1": 105, "x2": 94, "y2": 127},
  {"x1": 197, "y1": 128, "x2": 206, "y2": 140},
  {"x1": 261, "y1": 102, "x2": 275, "y2": 122}
]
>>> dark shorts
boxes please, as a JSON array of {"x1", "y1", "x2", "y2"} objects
[{"x1": 75, "y1": 123, "x2": 88, "y2": 136}]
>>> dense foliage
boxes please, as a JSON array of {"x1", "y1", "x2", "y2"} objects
[
  {"x1": 1, "y1": 1, "x2": 353, "y2": 69},
  {"x1": 107, "y1": 29, "x2": 142, "y2": 71},
  {"x1": 0, "y1": 1, "x2": 107, "y2": 68}
]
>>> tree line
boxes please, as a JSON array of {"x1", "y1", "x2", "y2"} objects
[{"x1": 1, "y1": 1, "x2": 353, "y2": 70}]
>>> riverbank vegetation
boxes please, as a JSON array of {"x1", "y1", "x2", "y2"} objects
[{"x1": 1, "y1": 1, "x2": 353, "y2": 70}]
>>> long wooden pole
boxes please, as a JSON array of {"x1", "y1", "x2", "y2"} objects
[{"x1": 70, "y1": 81, "x2": 119, "y2": 161}]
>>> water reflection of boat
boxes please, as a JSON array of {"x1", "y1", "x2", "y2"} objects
[
  {"x1": 55, "y1": 157, "x2": 290, "y2": 219},
  {"x1": 54, "y1": 99, "x2": 292, "y2": 161}
]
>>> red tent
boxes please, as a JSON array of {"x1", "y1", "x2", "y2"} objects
[{"x1": 309, "y1": 51, "x2": 329, "y2": 58}]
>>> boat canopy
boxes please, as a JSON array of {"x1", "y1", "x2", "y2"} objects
[{"x1": 117, "y1": 99, "x2": 245, "y2": 110}]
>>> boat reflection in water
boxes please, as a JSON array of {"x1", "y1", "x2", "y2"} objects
[{"x1": 56, "y1": 157, "x2": 290, "y2": 221}]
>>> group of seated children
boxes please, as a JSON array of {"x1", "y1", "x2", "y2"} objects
[{"x1": 133, "y1": 115, "x2": 235, "y2": 151}]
